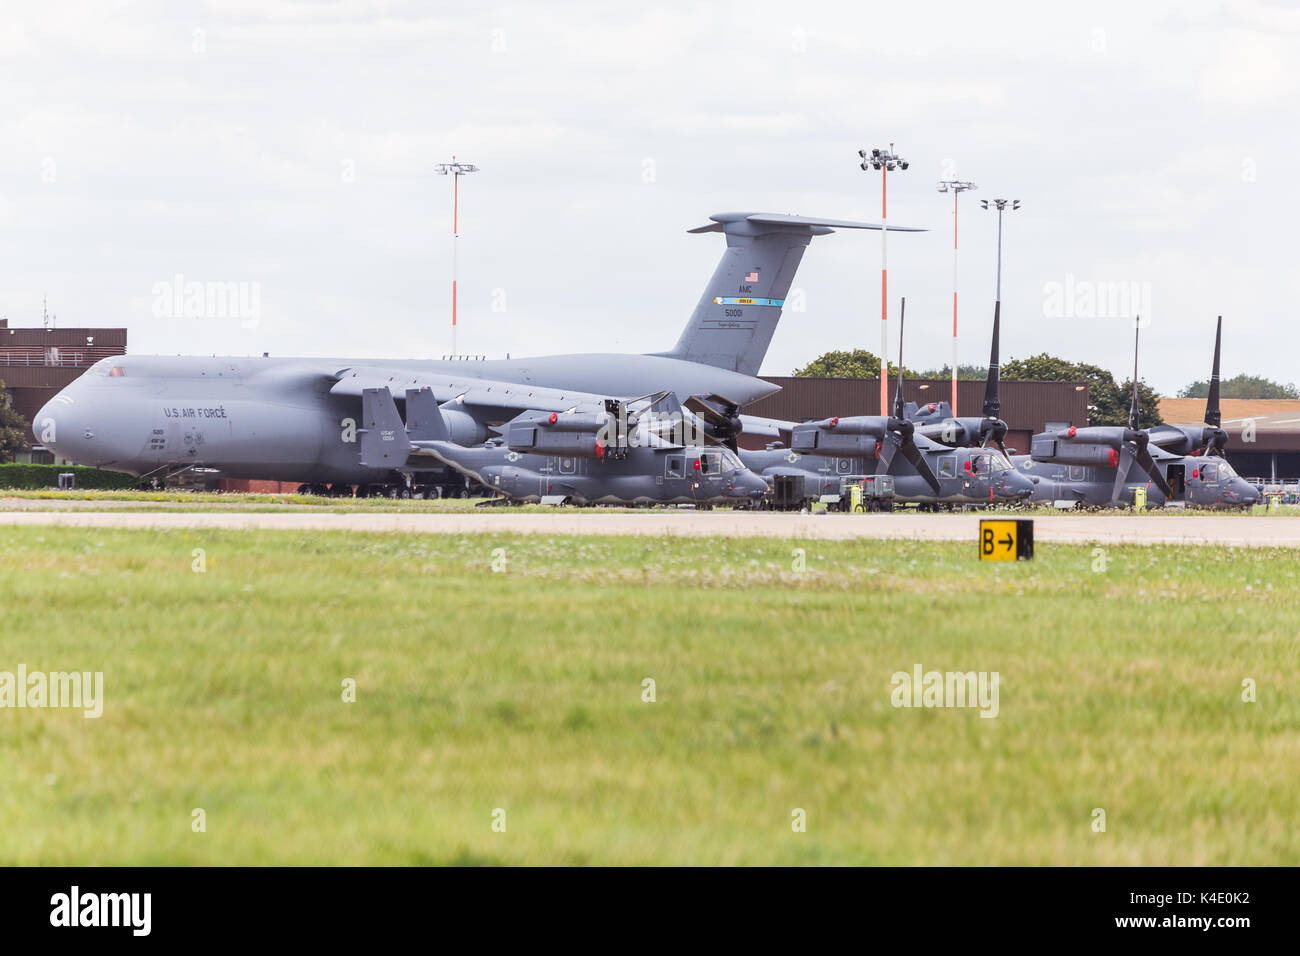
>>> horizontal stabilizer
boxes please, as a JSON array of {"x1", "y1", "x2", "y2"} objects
[{"x1": 687, "y1": 212, "x2": 926, "y2": 234}]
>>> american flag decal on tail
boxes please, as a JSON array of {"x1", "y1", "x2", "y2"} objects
[{"x1": 744, "y1": 270, "x2": 760, "y2": 282}]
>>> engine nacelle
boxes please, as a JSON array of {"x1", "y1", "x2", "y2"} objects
[
  {"x1": 1030, "y1": 436, "x2": 1119, "y2": 468},
  {"x1": 507, "y1": 422, "x2": 603, "y2": 458},
  {"x1": 1148, "y1": 423, "x2": 1223, "y2": 456},
  {"x1": 792, "y1": 425, "x2": 880, "y2": 455},
  {"x1": 441, "y1": 407, "x2": 489, "y2": 446},
  {"x1": 918, "y1": 418, "x2": 981, "y2": 447},
  {"x1": 792, "y1": 416, "x2": 888, "y2": 454},
  {"x1": 540, "y1": 411, "x2": 609, "y2": 433}
]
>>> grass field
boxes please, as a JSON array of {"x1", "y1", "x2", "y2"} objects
[{"x1": 1, "y1": 526, "x2": 1297, "y2": 865}]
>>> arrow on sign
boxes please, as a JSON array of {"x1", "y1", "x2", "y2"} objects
[{"x1": 999, "y1": 533, "x2": 1014, "y2": 550}]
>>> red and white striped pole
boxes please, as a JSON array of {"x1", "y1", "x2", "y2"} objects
[
  {"x1": 938, "y1": 179, "x2": 977, "y2": 416},
  {"x1": 860, "y1": 144, "x2": 908, "y2": 417},
  {"x1": 435, "y1": 157, "x2": 479, "y2": 358}
]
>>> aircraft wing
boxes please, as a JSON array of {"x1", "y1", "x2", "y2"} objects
[
  {"x1": 739, "y1": 414, "x2": 794, "y2": 438},
  {"x1": 331, "y1": 366, "x2": 611, "y2": 414}
]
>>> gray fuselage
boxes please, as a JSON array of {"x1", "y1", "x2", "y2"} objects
[
  {"x1": 425, "y1": 441, "x2": 769, "y2": 506},
  {"x1": 35, "y1": 353, "x2": 775, "y2": 483},
  {"x1": 1013, "y1": 452, "x2": 1260, "y2": 509},
  {"x1": 740, "y1": 443, "x2": 1036, "y2": 505}
]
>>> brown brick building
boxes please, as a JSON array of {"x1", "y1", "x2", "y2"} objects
[
  {"x1": 745, "y1": 377, "x2": 1091, "y2": 456},
  {"x1": 0, "y1": 319, "x2": 128, "y2": 459}
]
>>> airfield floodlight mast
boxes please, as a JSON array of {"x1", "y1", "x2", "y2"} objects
[
  {"x1": 434, "y1": 157, "x2": 480, "y2": 358},
  {"x1": 937, "y1": 179, "x2": 978, "y2": 416},
  {"x1": 980, "y1": 198, "x2": 1020, "y2": 426},
  {"x1": 979, "y1": 198, "x2": 1020, "y2": 302},
  {"x1": 859, "y1": 143, "x2": 908, "y2": 416}
]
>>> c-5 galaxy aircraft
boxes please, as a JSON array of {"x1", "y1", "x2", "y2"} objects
[
  {"x1": 359, "y1": 386, "x2": 769, "y2": 506},
  {"x1": 1012, "y1": 319, "x2": 1260, "y2": 509},
  {"x1": 34, "y1": 212, "x2": 919, "y2": 496},
  {"x1": 740, "y1": 301, "x2": 1037, "y2": 509}
]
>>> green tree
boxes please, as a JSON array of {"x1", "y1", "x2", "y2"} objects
[
  {"x1": 0, "y1": 381, "x2": 30, "y2": 461},
  {"x1": 792, "y1": 349, "x2": 915, "y2": 380},
  {"x1": 1001, "y1": 353, "x2": 1163, "y2": 428},
  {"x1": 915, "y1": 363, "x2": 990, "y2": 381},
  {"x1": 1177, "y1": 374, "x2": 1300, "y2": 400}
]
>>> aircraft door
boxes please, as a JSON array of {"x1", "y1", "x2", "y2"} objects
[{"x1": 1166, "y1": 464, "x2": 1186, "y2": 501}]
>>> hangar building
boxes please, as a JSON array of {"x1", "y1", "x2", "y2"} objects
[{"x1": 1158, "y1": 397, "x2": 1300, "y2": 481}]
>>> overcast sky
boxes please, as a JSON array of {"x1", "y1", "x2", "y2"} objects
[{"x1": 2, "y1": 0, "x2": 1297, "y2": 395}]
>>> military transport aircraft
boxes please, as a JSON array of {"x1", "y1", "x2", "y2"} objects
[
  {"x1": 1012, "y1": 318, "x2": 1260, "y2": 509},
  {"x1": 34, "y1": 212, "x2": 920, "y2": 496},
  {"x1": 739, "y1": 302, "x2": 1037, "y2": 509},
  {"x1": 360, "y1": 386, "x2": 769, "y2": 506}
]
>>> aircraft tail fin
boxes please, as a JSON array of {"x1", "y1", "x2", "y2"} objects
[
  {"x1": 656, "y1": 212, "x2": 923, "y2": 377},
  {"x1": 404, "y1": 387, "x2": 450, "y2": 442},
  {"x1": 360, "y1": 387, "x2": 412, "y2": 468}
]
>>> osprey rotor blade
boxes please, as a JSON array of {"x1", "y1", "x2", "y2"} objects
[
  {"x1": 901, "y1": 434, "x2": 942, "y2": 496},
  {"x1": 1134, "y1": 437, "x2": 1173, "y2": 497},
  {"x1": 1202, "y1": 316, "x2": 1224, "y2": 456},
  {"x1": 893, "y1": 297, "x2": 907, "y2": 421},
  {"x1": 1205, "y1": 316, "x2": 1222, "y2": 430},
  {"x1": 877, "y1": 431, "x2": 901, "y2": 475},
  {"x1": 983, "y1": 300, "x2": 1001, "y2": 420},
  {"x1": 1110, "y1": 444, "x2": 1135, "y2": 507}
]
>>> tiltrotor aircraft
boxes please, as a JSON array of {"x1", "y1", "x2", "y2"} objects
[
  {"x1": 902, "y1": 303, "x2": 1011, "y2": 455},
  {"x1": 34, "y1": 212, "x2": 920, "y2": 495},
  {"x1": 359, "y1": 386, "x2": 769, "y2": 506},
  {"x1": 1012, "y1": 318, "x2": 1260, "y2": 509},
  {"x1": 740, "y1": 301, "x2": 1037, "y2": 509}
]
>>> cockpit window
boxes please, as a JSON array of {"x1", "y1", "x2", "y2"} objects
[
  {"x1": 1199, "y1": 463, "x2": 1218, "y2": 482},
  {"x1": 972, "y1": 452, "x2": 1012, "y2": 474},
  {"x1": 1217, "y1": 460, "x2": 1238, "y2": 478},
  {"x1": 699, "y1": 452, "x2": 722, "y2": 475},
  {"x1": 108, "y1": 366, "x2": 127, "y2": 377}
]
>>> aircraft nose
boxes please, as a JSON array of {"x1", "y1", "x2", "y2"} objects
[
  {"x1": 1230, "y1": 480, "x2": 1260, "y2": 505},
  {"x1": 30, "y1": 392, "x2": 120, "y2": 467},
  {"x1": 734, "y1": 472, "x2": 768, "y2": 497},
  {"x1": 32, "y1": 397, "x2": 70, "y2": 456},
  {"x1": 1000, "y1": 470, "x2": 1035, "y2": 499}
]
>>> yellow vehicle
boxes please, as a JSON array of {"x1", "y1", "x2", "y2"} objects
[{"x1": 840, "y1": 475, "x2": 895, "y2": 513}]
